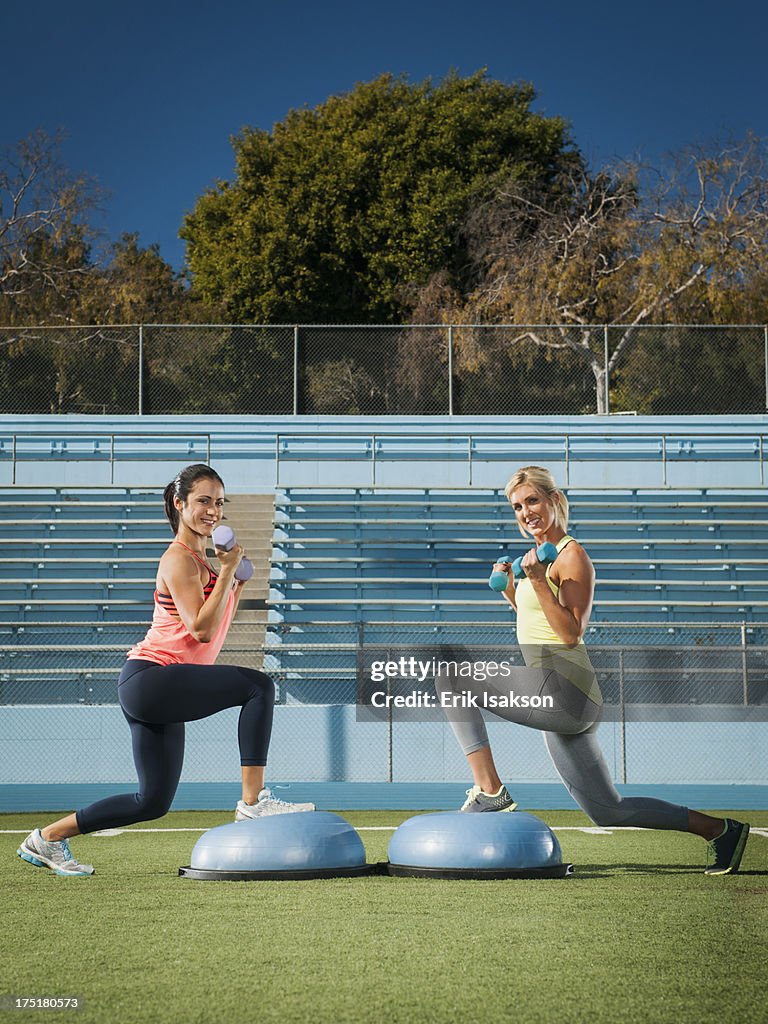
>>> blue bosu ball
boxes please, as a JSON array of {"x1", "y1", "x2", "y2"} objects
[
  {"x1": 179, "y1": 812, "x2": 372, "y2": 881},
  {"x1": 387, "y1": 811, "x2": 573, "y2": 879}
]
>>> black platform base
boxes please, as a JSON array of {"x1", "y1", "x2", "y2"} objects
[
  {"x1": 179, "y1": 863, "x2": 384, "y2": 881},
  {"x1": 386, "y1": 862, "x2": 575, "y2": 880},
  {"x1": 179, "y1": 861, "x2": 574, "y2": 881}
]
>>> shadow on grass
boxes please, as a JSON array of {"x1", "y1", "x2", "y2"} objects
[
  {"x1": 581, "y1": 863, "x2": 702, "y2": 875},
  {"x1": 584, "y1": 863, "x2": 768, "y2": 876}
]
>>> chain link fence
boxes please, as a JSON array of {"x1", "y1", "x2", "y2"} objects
[
  {"x1": 2, "y1": 623, "x2": 765, "y2": 785},
  {"x1": 2, "y1": 323, "x2": 766, "y2": 415}
]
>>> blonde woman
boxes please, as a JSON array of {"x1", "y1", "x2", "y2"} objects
[{"x1": 440, "y1": 466, "x2": 749, "y2": 875}]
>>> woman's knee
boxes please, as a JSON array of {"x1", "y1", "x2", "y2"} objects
[
  {"x1": 247, "y1": 669, "x2": 275, "y2": 704},
  {"x1": 585, "y1": 802, "x2": 627, "y2": 828},
  {"x1": 134, "y1": 790, "x2": 175, "y2": 821}
]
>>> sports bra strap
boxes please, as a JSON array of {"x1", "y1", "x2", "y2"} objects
[{"x1": 173, "y1": 539, "x2": 217, "y2": 577}]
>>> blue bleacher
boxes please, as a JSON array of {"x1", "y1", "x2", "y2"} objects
[
  {"x1": 0, "y1": 488, "x2": 166, "y2": 612},
  {"x1": 263, "y1": 487, "x2": 768, "y2": 700},
  {"x1": 2, "y1": 475, "x2": 768, "y2": 702}
]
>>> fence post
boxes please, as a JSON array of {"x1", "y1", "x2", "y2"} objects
[
  {"x1": 604, "y1": 325, "x2": 610, "y2": 415},
  {"x1": 138, "y1": 324, "x2": 144, "y2": 416},
  {"x1": 619, "y1": 649, "x2": 627, "y2": 784},
  {"x1": 741, "y1": 622, "x2": 749, "y2": 706},
  {"x1": 564, "y1": 434, "x2": 570, "y2": 488},
  {"x1": 293, "y1": 326, "x2": 299, "y2": 415},
  {"x1": 448, "y1": 325, "x2": 454, "y2": 416}
]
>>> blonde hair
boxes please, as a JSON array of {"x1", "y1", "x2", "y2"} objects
[{"x1": 504, "y1": 466, "x2": 569, "y2": 539}]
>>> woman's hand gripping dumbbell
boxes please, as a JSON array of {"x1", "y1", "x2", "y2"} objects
[
  {"x1": 212, "y1": 525, "x2": 253, "y2": 582},
  {"x1": 487, "y1": 542, "x2": 559, "y2": 591}
]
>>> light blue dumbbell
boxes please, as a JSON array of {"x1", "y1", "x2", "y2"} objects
[{"x1": 212, "y1": 525, "x2": 254, "y2": 582}]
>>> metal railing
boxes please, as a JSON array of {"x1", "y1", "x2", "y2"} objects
[
  {"x1": 1, "y1": 432, "x2": 212, "y2": 485},
  {"x1": 274, "y1": 430, "x2": 767, "y2": 487},
  {"x1": 2, "y1": 427, "x2": 767, "y2": 488}
]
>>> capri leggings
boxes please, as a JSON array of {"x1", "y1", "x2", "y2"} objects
[
  {"x1": 75, "y1": 659, "x2": 275, "y2": 835},
  {"x1": 436, "y1": 656, "x2": 689, "y2": 831}
]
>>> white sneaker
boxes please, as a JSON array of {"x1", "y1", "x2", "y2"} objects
[
  {"x1": 235, "y1": 787, "x2": 315, "y2": 820},
  {"x1": 459, "y1": 784, "x2": 517, "y2": 813},
  {"x1": 17, "y1": 828, "x2": 94, "y2": 876}
]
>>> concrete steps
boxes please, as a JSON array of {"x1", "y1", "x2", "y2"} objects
[{"x1": 213, "y1": 495, "x2": 275, "y2": 670}]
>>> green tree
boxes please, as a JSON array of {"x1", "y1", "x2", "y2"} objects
[
  {"x1": 182, "y1": 71, "x2": 577, "y2": 325},
  {"x1": 79, "y1": 233, "x2": 215, "y2": 324}
]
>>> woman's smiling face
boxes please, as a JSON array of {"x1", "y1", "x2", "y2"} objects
[
  {"x1": 176, "y1": 477, "x2": 226, "y2": 537},
  {"x1": 509, "y1": 484, "x2": 556, "y2": 540}
]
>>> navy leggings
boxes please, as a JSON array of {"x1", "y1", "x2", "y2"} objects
[{"x1": 75, "y1": 659, "x2": 275, "y2": 834}]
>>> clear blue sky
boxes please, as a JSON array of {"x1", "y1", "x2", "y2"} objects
[{"x1": 3, "y1": 0, "x2": 766, "y2": 270}]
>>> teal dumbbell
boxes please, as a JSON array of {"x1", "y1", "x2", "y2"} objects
[
  {"x1": 511, "y1": 541, "x2": 559, "y2": 580},
  {"x1": 488, "y1": 556, "x2": 514, "y2": 592},
  {"x1": 488, "y1": 542, "x2": 559, "y2": 591}
]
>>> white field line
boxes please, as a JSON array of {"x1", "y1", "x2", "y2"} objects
[{"x1": 2, "y1": 825, "x2": 767, "y2": 837}]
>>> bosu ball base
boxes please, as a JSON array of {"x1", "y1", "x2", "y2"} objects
[
  {"x1": 386, "y1": 863, "x2": 574, "y2": 880},
  {"x1": 179, "y1": 811, "x2": 377, "y2": 881},
  {"x1": 386, "y1": 810, "x2": 574, "y2": 880},
  {"x1": 179, "y1": 863, "x2": 377, "y2": 882}
]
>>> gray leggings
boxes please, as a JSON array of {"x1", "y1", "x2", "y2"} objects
[{"x1": 437, "y1": 663, "x2": 689, "y2": 831}]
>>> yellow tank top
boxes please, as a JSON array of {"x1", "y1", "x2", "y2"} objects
[{"x1": 514, "y1": 535, "x2": 602, "y2": 704}]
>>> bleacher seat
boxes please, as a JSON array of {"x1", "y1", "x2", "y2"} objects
[
  {"x1": 266, "y1": 488, "x2": 768, "y2": 699},
  {"x1": 2, "y1": 484, "x2": 767, "y2": 704}
]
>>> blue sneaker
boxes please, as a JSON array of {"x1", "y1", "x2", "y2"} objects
[
  {"x1": 17, "y1": 829, "x2": 94, "y2": 877},
  {"x1": 704, "y1": 819, "x2": 750, "y2": 875},
  {"x1": 459, "y1": 785, "x2": 517, "y2": 813}
]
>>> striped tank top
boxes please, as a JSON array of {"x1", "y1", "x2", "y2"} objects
[{"x1": 127, "y1": 540, "x2": 236, "y2": 667}]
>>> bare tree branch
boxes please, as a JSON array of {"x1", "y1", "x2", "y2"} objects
[
  {"x1": 0, "y1": 130, "x2": 102, "y2": 319},
  {"x1": 423, "y1": 136, "x2": 768, "y2": 410}
]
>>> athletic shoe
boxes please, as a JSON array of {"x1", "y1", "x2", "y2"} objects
[
  {"x1": 235, "y1": 788, "x2": 315, "y2": 820},
  {"x1": 17, "y1": 828, "x2": 94, "y2": 877},
  {"x1": 459, "y1": 784, "x2": 517, "y2": 813},
  {"x1": 704, "y1": 818, "x2": 750, "y2": 875}
]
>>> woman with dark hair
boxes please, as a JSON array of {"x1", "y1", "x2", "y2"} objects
[{"x1": 18, "y1": 464, "x2": 313, "y2": 877}]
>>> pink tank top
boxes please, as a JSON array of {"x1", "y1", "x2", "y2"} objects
[{"x1": 127, "y1": 540, "x2": 237, "y2": 666}]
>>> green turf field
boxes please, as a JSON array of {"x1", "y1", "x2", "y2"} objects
[{"x1": 3, "y1": 809, "x2": 767, "y2": 1024}]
